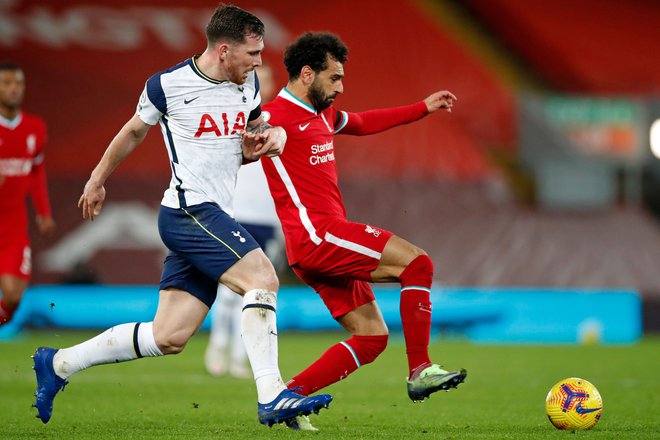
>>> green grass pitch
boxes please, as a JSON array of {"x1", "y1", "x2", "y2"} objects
[{"x1": 1, "y1": 330, "x2": 658, "y2": 439}]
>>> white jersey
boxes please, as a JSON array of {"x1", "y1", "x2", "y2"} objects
[
  {"x1": 137, "y1": 56, "x2": 261, "y2": 211},
  {"x1": 232, "y1": 160, "x2": 280, "y2": 227}
]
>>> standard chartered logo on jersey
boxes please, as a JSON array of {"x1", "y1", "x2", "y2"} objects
[{"x1": 309, "y1": 142, "x2": 335, "y2": 165}]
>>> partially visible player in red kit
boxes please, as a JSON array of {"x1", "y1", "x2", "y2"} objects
[
  {"x1": 0, "y1": 62, "x2": 56, "y2": 325},
  {"x1": 261, "y1": 32, "x2": 466, "y2": 415}
]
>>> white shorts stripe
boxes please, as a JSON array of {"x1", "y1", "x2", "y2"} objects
[
  {"x1": 271, "y1": 157, "x2": 323, "y2": 245},
  {"x1": 324, "y1": 232, "x2": 381, "y2": 260},
  {"x1": 401, "y1": 286, "x2": 431, "y2": 293},
  {"x1": 340, "y1": 341, "x2": 361, "y2": 368}
]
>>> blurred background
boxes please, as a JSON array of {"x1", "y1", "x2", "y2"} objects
[{"x1": 2, "y1": 0, "x2": 659, "y2": 339}]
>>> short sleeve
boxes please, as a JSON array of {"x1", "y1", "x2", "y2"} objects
[
  {"x1": 137, "y1": 75, "x2": 166, "y2": 126},
  {"x1": 251, "y1": 71, "x2": 262, "y2": 112}
]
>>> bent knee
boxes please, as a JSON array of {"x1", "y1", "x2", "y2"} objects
[
  {"x1": 410, "y1": 246, "x2": 428, "y2": 258},
  {"x1": 240, "y1": 251, "x2": 280, "y2": 292},
  {"x1": 349, "y1": 334, "x2": 389, "y2": 365},
  {"x1": 0, "y1": 276, "x2": 27, "y2": 302},
  {"x1": 400, "y1": 254, "x2": 434, "y2": 284},
  {"x1": 154, "y1": 329, "x2": 192, "y2": 355},
  {"x1": 258, "y1": 269, "x2": 279, "y2": 292}
]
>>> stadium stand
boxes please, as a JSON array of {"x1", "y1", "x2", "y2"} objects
[
  {"x1": 463, "y1": 0, "x2": 660, "y2": 93},
  {"x1": 3, "y1": 1, "x2": 660, "y2": 330},
  {"x1": 343, "y1": 179, "x2": 660, "y2": 298}
]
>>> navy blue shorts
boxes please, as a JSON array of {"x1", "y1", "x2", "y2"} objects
[
  {"x1": 158, "y1": 203, "x2": 260, "y2": 308},
  {"x1": 242, "y1": 223, "x2": 275, "y2": 250}
]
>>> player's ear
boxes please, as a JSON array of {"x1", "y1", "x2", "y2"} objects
[
  {"x1": 216, "y1": 42, "x2": 230, "y2": 61},
  {"x1": 300, "y1": 66, "x2": 315, "y2": 86}
]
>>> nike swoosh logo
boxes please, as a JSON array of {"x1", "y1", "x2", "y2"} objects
[
  {"x1": 575, "y1": 403, "x2": 601, "y2": 414},
  {"x1": 184, "y1": 96, "x2": 200, "y2": 104},
  {"x1": 299, "y1": 123, "x2": 311, "y2": 131}
]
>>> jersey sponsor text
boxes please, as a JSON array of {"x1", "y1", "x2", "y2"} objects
[
  {"x1": 194, "y1": 112, "x2": 247, "y2": 138},
  {"x1": 310, "y1": 141, "x2": 335, "y2": 165}
]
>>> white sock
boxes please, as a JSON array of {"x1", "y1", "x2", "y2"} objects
[
  {"x1": 241, "y1": 289, "x2": 286, "y2": 403},
  {"x1": 53, "y1": 322, "x2": 163, "y2": 379},
  {"x1": 229, "y1": 299, "x2": 248, "y2": 369},
  {"x1": 209, "y1": 285, "x2": 235, "y2": 350}
]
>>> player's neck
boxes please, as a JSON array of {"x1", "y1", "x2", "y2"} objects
[
  {"x1": 286, "y1": 82, "x2": 314, "y2": 109},
  {"x1": 0, "y1": 105, "x2": 19, "y2": 121},
  {"x1": 195, "y1": 51, "x2": 230, "y2": 82}
]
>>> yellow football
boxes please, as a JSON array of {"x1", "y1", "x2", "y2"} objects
[{"x1": 545, "y1": 377, "x2": 603, "y2": 430}]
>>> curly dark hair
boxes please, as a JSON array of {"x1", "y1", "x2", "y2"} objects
[
  {"x1": 206, "y1": 4, "x2": 265, "y2": 45},
  {"x1": 0, "y1": 62, "x2": 21, "y2": 72},
  {"x1": 284, "y1": 32, "x2": 348, "y2": 80}
]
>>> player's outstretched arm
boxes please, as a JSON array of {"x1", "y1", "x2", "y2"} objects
[
  {"x1": 339, "y1": 91, "x2": 457, "y2": 137},
  {"x1": 423, "y1": 90, "x2": 457, "y2": 113},
  {"x1": 78, "y1": 114, "x2": 151, "y2": 221}
]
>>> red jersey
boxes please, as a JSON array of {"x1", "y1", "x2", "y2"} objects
[
  {"x1": 0, "y1": 111, "x2": 50, "y2": 240},
  {"x1": 262, "y1": 88, "x2": 428, "y2": 265}
]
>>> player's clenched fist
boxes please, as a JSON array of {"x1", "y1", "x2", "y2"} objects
[
  {"x1": 261, "y1": 126, "x2": 287, "y2": 157},
  {"x1": 241, "y1": 126, "x2": 286, "y2": 161},
  {"x1": 424, "y1": 91, "x2": 458, "y2": 113}
]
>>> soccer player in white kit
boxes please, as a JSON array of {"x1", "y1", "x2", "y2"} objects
[{"x1": 31, "y1": 5, "x2": 331, "y2": 429}]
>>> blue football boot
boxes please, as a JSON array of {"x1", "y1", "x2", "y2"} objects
[
  {"x1": 32, "y1": 347, "x2": 68, "y2": 423},
  {"x1": 258, "y1": 389, "x2": 332, "y2": 427}
]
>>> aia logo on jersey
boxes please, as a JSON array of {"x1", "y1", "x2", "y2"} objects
[{"x1": 194, "y1": 112, "x2": 246, "y2": 137}]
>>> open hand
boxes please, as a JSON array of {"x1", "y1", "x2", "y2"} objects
[{"x1": 78, "y1": 180, "x2": 106, "y2": 221}]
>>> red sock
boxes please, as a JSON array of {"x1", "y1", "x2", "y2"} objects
[
  {"x1": 399, "y1": 255, "x2": 434, "y2": 376},
  {"x1": 287, "y1": 335, "x2": 387, "y2": 395}
]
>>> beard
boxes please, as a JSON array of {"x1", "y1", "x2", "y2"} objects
[
  {"x1": 225, "y1": 58, "x2": 250, "y2": 85},
  {"x1": 0, "y1": 95, "x2": 23, "y2": 111},
  {"x1": 308, "y1": 80, "x2": 335, "y2": 111},
  {"x1": 228, "y1": 68, "x2": 249, "y2": 85}
]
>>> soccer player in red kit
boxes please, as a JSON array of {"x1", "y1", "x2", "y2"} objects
[
  {"x1": 0, "y1": 62, "x2": 56, "y2": 325},
  {"x1": 261, "y1": 32, "x2": 467, "y2": 417}
]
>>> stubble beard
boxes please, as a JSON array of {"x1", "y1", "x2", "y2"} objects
[{"x1": 308, "y1": 81, "x2": 334, "y2": 112}]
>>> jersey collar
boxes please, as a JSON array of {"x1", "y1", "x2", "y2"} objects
[
  {"x1": 278, "y1": 88, "x2": 317, "y2": 114},
  {"x1": 0, "y1": 111, "x2": 22, "y2": 129},
  {"x1": 189, "y1": 55, "x2": 227, "y2": 84}
]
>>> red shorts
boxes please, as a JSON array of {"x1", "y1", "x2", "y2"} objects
[
  {"x1": 292, "y1": 220, "x2": 393, "y2": 318},
  {"x1": 0, "y1": 235, "x2": 31, "y2": 280}
]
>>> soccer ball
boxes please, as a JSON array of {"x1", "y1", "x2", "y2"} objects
[{"x1": 545, "y1": 377, "x2": 603, "y2": 430}]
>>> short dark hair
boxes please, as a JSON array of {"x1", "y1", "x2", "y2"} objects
[
  {"x1": 0, "y1": 62, "x2": 21, "y2": 73},
  {"x1": 284, "y1": 32, "x2": 348, "y2": 80},
  {"x1": 205, "y1": 4, "x2": 265, "y2": 45}
]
